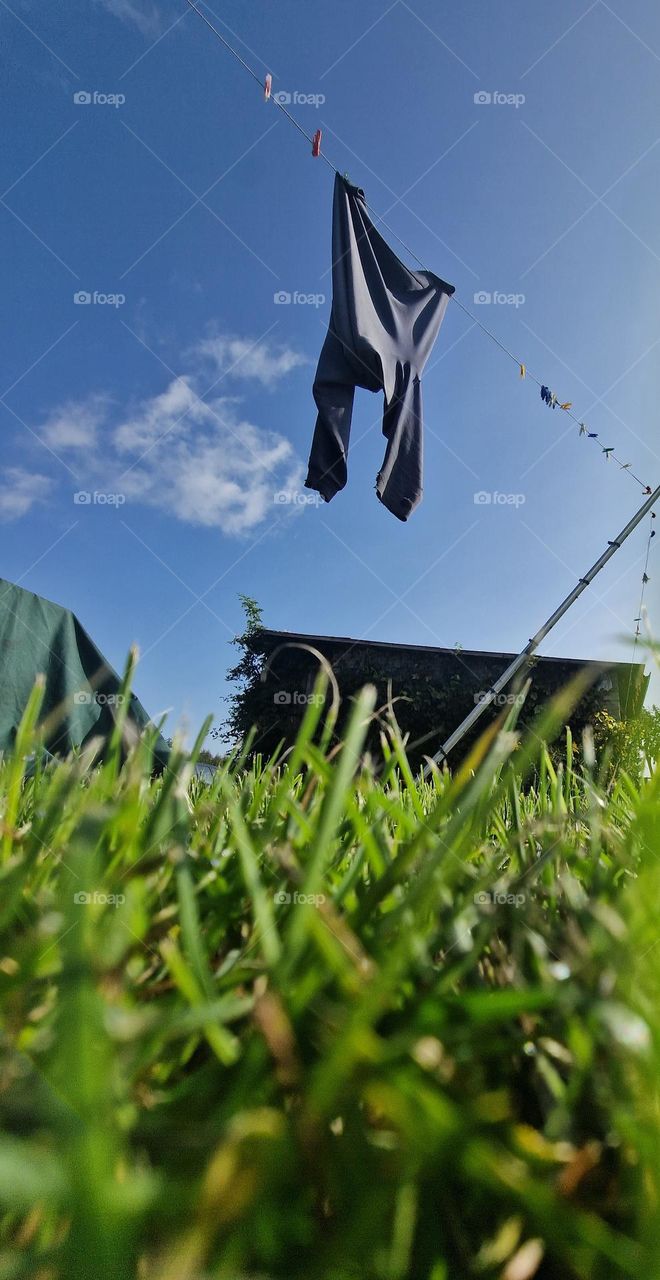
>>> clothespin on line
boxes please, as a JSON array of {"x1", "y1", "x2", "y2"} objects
[
  {"x1": 312, "y1": 128, "x2": 322, "y2": 157},
  {"x1": 264, "y1": 73, "x2": 272, "y2": 101}
]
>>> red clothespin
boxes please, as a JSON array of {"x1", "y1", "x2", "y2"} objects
[
  {"x1": 264, "y1": 73, "x2": 272, "y2": 101},
  {"x1": 312, "y1": 128, "x2": 322, "y2": 157}
]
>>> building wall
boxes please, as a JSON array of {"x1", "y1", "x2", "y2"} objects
[{"x1": 233, "y1": 631, "x2": 647, "y2": 768}]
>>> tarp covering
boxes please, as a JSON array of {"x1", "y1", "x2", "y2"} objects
[{"x1": 0, "y1": 577, "x2": 169, "y2": 768}]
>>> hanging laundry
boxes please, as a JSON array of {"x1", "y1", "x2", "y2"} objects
[
  {"x1": 540, "y1": 385, "x2": 552, "y2": 406},
  {"x1": 305, "y1": 173, "x2": 454, "y2": 521}
]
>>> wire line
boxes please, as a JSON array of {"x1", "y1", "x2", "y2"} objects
[{"x1": 184, "y1": 0, "x2": 655, "y2": 496}]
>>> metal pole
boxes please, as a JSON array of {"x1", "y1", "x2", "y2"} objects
[{"x1": 424, "y1": 484, "x2": 660, "y2": 774}]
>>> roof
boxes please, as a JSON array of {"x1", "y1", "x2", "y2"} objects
[{"x1": 257, "y1": 628, "x2": 646, "y2": 675}]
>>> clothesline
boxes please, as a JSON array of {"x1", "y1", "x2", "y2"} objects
[{"x1": 184, "y1": 0, "x2": 654, "y2": 496}]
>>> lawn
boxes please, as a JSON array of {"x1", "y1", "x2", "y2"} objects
[{"x1": 1, "y1": 664, "x2": 660, "y2": 1279}]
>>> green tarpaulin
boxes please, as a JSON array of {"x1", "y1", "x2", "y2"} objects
[{"x1": 0, "y1": 577, "x2": 169, "y2": 768}]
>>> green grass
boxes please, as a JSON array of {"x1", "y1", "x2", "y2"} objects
[{"x1": 1, "y1": 669, "x2": 660, "y2": 1279}]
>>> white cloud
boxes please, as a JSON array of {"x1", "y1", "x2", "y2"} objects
[
  {"x1": 0, "y1": 468, "x2": 51, "y2": 522},
  {"x1": 31, "y1": 334, "x2": 310, "y2": 537},
  {"x1": 114, "y1": 378, "x2": 203, "y2": 454},
  {"x1": 41, "y1": 396, "x2": 108, "y2": 451},
  {"x1": 95, "y1": 0, "x2": 164, "y2": 37},
  {"x1": 116, "y1": 384, "x2": 303, "y2": 535},
  {"x1": 197, "y1": 336, "x2": 309, "y2": 388}
]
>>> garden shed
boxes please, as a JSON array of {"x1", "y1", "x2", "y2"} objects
[{"x1": 233, "y1": 628, "x2": 649, "y2": 767}]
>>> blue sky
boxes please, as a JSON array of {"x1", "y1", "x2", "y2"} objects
[{"x1": 2, "y1": 0, "x2": 660, "y2": 743}]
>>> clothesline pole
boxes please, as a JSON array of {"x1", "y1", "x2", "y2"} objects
[{"x1": 423, "y1": 484, "x2": 660, "y2": 775}]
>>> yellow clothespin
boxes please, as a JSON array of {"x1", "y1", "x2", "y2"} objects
[
  {"x1": 560, "y1": 401, "x2": 572, "y2": 411},
  {"x1": 519, "y1": 363, "x2": 526, "y2": 379}
]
